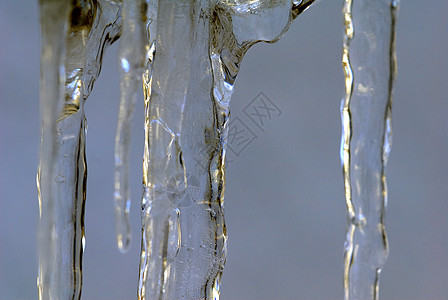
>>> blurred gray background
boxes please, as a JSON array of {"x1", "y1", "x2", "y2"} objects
[{"x1": 1, "y1": 1, "x2": 447, "y2": 299}]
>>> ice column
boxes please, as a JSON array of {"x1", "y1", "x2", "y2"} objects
[
  {"x1": 37, "y1": 0, "x2": 121, "y2": 298},
  {"x1": 341, "y1": 0, "x2": 399, "y2": 299},
  {"x1": 137, "y1": 1, "x2": 315, "y2": 299}
]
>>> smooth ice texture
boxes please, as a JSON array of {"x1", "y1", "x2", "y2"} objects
[
  {"x1": 37, "y1": 0, "x2": 121, "y2": 299},
  {"x1": 341, "y1": 0, "x2": 399, "y2": 299}
]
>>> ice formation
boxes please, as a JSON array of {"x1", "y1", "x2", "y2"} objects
[
  {"x1": 37, "y1": 0, "x2": 398, "y2": 299},
  {"x1": 37, "y1": 0, "x2": 316, "y2": 299},
  {"x1": 341, "y1": 0, "x2": 399, "y2": 299},
  {"x1": 37, "y1": 0, "x2": 121, "y2": 298}
]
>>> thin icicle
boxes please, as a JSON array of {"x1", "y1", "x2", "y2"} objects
[
  {"x1": 114, "y1": 0, "x2": 148, "y2": 253},
  {"x1": 341, "y1": 0, "x2": 399, "y2": 299}
]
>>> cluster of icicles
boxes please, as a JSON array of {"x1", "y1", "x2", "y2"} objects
[{"x1": 36, "y1": 0, "x2": 398, "y2": 299}]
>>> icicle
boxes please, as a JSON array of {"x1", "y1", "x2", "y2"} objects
[
  {"x1": 38, "y1": 1, "x2": 319, "y2": 298},
  {"x1": 341, "y1": 0, "x2": 399, "y2": 299},
  {"x1": 137, "y1": 1, "x2": 316, "y2": 299},
  {"x1": 114, "y1": 0, "x2": 148, "y2": 253},
  {"x1": 37, "y1": 1, "x2": 71, "y2": 298},
  {"x1": 37, "y1": 1, "x2": 121, "y2": 298}
]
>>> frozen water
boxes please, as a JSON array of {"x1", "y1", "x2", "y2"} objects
[
  {"x1": 37, "y1": 0, "x2": 121, "y2": 298},
  {"x1": 37, "y1": 0, "x2": 399, "y2": 299},
  {"x1": 341, "y1": 0, "x2": 399, "y2": 299},
  {"x1": 137, "y1": 1, "x2": 315, "y2": 298}
]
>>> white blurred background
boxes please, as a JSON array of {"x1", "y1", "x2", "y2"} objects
[{"x1": 1, "y1": 1, "x2": 447, "y2": 299}]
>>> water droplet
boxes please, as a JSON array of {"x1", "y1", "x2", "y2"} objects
[{"x1": 55, "y1": 175, "x2": 65, "y2": 183}]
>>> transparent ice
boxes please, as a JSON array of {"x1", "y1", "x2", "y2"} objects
[
  {"x1": 37, "y1": 0, "x2": 121, "y2": 298},
  {"x1": 36, "y1": 0, "x2": 398, "y2": 299},
  {"x1": 137, "y1": 1, "x2": 316, "y2": 298},
  {"x1": 341, "y1": 0, "x2": 399, "y2": 299}
]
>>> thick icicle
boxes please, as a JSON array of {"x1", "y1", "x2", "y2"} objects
[
  {"x1": 341, "y1": 0, "x2": 399, "y2": 299},
  {"x1": 37, "y1": 1, "x2": 121, "y2": 298},
  {"x1": 114, "y1": 0, "x2": 148, "y2": 253},
  {"x1": 37, "y1": 1, "x2": 72, "y2": 298},
  {"x1": 138, "y1": 1, "x2": 316, "y2": 299}
]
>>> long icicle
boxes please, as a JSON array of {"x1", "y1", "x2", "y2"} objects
[
  {"x1": 37, "y1": 1, "x2": 71, "y2": 298},
  {"x1": 341, "y1": 0, "x2": 399, "y2": 299},
  {"x1": 37, "y1": 0, "x2": 94, "y2": 298},
  {"x1": 37, "y1": 1, "x2": 122, "y2": 298},
  {"x1": 114, "y1": 0, "x2": 148, "y2": 253},
  {"x1": 137, "y1": 1, "x2": 316, "y2": 299},
  {"x1": 38, "y1": 1, "x2": 320, "y2": 299}
]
